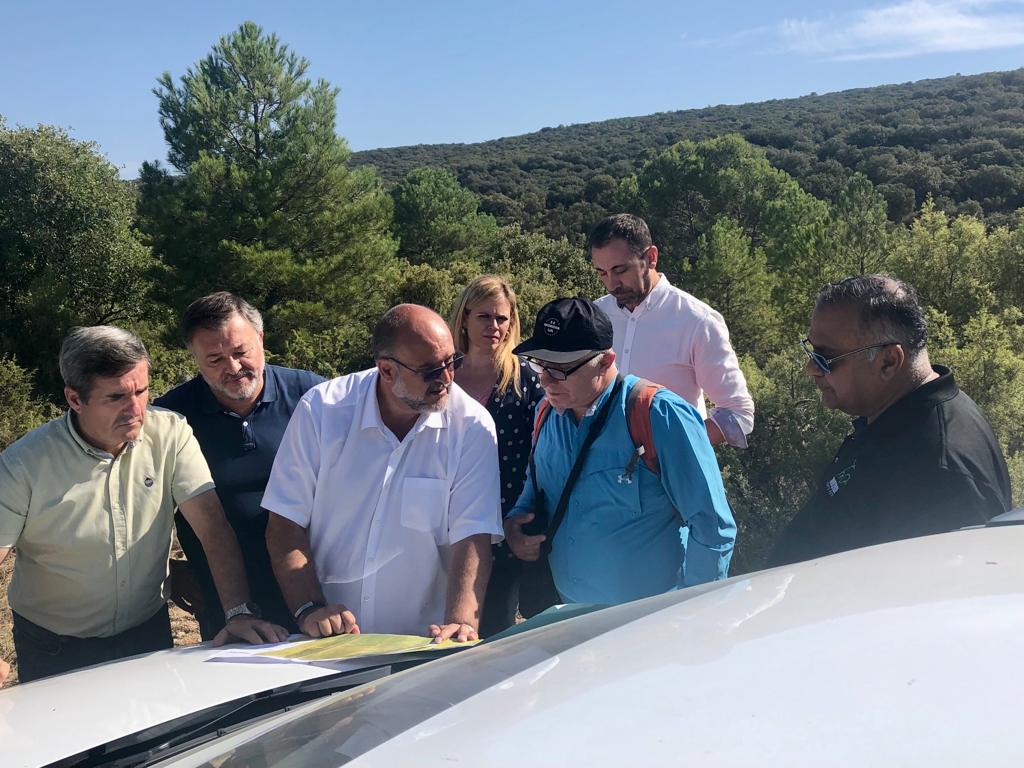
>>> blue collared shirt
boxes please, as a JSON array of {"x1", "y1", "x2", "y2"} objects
[
  {"x1": 509, "y1": 375, "x2": 735, "y2": 605},
  {"x1": 154, "y1": 364, "x2": 324, "y2": 629}
]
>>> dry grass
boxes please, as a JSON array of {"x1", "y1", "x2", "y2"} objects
[
  {"x1": 169, "y1": 538, "x2": 202, "y2": 645},
  {"x1": 0, "y1": 551, "x2": 202, "y2": 689}
]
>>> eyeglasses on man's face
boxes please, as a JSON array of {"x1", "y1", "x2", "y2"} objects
[
  {"x1": 524, "y1": 352, "x2": 601, "y2": 381},
  {"x1": 386, "y1": 352, "x2": 464, "y2": 382},
  {"x1": 800, "y1": 339, "x2": 896, "y2": 375}
]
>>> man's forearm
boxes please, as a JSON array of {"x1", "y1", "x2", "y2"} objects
[
  {"x1": 266, "y1": 512, "x2": 324, "y2": 614},
  {"x1": 191, "y1": 514, "x2": 251, "y2": 610},
  {"x1": 179, "y1": 491, "x2": 251, "y2": 611},
  {"x1": 704, "y1": 418, "x2": 726, "y2": 446},
  {"x1": 445, "y1": 534, "x2": 491, "y2": 628},
  {"x1": 707, "y1": 408, "x2": 751, "y2": 449}
]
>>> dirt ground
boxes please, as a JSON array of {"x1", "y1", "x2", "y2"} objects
[
  {"x1": 1, "y1": 555, "x2": 16, "y2": 685},
  {"x1": 0, "y1": 552, "x2": 201, "y2": 689}
]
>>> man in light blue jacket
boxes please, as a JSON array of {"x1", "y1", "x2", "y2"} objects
[{"x1": 504, "y1": 298, "x2": 735, "y2": 607}]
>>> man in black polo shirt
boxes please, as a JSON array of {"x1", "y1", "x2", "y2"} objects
[
  {"x1": 769, "y1": 275, "x2": 1011, "y2": 567},
  {"x1": 155, "y1": 293, "x2": 323, "y2": 638}
]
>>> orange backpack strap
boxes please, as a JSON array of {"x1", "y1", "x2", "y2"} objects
[
  {"x1": 532, "y1": 399, "x2": 553, "y2": 445},
  {"x1": 625, "y1": 378, "x2": 663, "y2": 476}
]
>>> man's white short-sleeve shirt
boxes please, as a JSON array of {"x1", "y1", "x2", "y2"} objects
[
  {"x1": 596, "y1": 274, "x2": 754, "y2": 446},
  {"x1": 262, "y1": 368, "x2": 502, "y2": 635}
]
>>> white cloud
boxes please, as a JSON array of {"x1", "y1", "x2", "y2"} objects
[
  {"x1": 702, "y1": 1, "x2": 1024, "y2": 61},
  {"x1": 688, "y1": 25, "x2": 775, "y2": 49}
]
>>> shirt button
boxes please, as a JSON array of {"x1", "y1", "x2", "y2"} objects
[
  {"x1": 624, "y1": 348, "x2": 631, "y2": 354},
  {"x1": 242, "y1": 421, "x2": 248, "y2": 427}
]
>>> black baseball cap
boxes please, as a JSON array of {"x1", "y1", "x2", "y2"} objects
[{"x1": 513, "y1": 297, "x2": 614, "y2": 363}]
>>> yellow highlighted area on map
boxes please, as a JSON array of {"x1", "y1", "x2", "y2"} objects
[{"x1": 262, "y1": 633, "x2": 479, "y2": 662}]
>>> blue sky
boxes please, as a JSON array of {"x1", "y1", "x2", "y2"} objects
[{"x1": 3, "y1": 0, "x2": 1024, "y2": 177}]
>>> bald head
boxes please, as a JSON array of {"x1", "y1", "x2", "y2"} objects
[
  {"x1": 373, "y1": 304, "x2": 457, "y2": 417},
  {"x1": 372, "y1": 304, "x2": 452, "y2": 362}
]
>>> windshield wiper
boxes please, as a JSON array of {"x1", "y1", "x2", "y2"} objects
[{"x1": 52, "y1": 665, "x2": 394, "y2": 768}]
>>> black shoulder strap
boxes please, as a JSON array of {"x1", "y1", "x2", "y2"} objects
[{"x1": 530, "y1": 374, "x2": 625, "y2": 555}]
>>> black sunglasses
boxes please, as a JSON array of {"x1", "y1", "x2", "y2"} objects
[
  {"x1": 800, "y1": 339, "x2": 896, "y2": 375},
  {"x1": 524, "y1": 352, "x2": 601, "y2": 381},
  {"x1": 386, "y1": 352, "x2": 464, "y2": 382}
]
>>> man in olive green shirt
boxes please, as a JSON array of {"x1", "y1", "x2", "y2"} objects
[{"x1": 0, "y1": 326, "x2": 288, "y2": 684}]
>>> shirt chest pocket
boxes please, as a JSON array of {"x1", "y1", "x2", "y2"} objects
[
  {"x1": 401, "y1": 477, "x2": 449, "y2": 543},
  {"x1": 573, "y1": 454, "x2": 642, "y2": 519}
]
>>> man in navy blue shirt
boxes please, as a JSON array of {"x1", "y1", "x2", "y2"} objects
[{"x1": 155, "y1": 292, "x2": 323, "y2": 638}]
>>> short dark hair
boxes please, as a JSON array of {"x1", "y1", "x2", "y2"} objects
[
  {"x1": 587, "y1": 214, "x2": 653, "y2": 257},
  {"x1": 815, "y1": 275, "x2": 928, "y2": 355},
  {"x1": 59, "y1": 326, "x2": 150, "y2": 400},
  {"x1": 181, "y1": 292, "x2": 263, "y2": 344}
]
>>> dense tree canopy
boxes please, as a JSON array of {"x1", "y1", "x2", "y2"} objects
[
  {"x1": 354, "y1": 69, "x2": 1024, "y2": 240},
  {"x1": 0, "y1": 122, "x2": 154, "y2": 396},
  {"x1": 391, "y1": 167, "x2": 498, "y2": 264},
  {"x1": 137, "y1": 21, "x2": 397, "y2": 343}
]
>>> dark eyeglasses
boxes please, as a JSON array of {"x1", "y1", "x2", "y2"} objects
[
  {"x1": 386, "y1": 352, "x2": 464, "y2": 382},
  {"x1": 800, "y1": 339, "x2": 896, "y2": 375},
  {"x1": 524, "y1": 352, "x2": 601, "y2": 381}
]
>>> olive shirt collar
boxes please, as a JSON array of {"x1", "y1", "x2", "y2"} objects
[{"x1": 65, "y1": 411, "x2": 135, "y2": 461}]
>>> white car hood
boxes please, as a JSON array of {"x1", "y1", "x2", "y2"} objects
[
  {"x1": 0, "y1": 641, "x2": 342, "y2": 767},
  {"x1": 8, "y1": 526, "x2": 1024, "y2": 767},
  {"x1": 166, "y1": 526, "x2": 1024, "y2": 767}
]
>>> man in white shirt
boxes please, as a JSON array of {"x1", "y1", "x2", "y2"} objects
[
  {"x1": 264, "y1": 304, "x2": 502, "y2": 643},
  {"x1": 590, "y1": 214, "x2": 754, "y2": 448}
]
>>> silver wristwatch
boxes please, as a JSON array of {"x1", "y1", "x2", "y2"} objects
[{"x1": 224, "y1": 601, "x2": 262, "y2": 622}]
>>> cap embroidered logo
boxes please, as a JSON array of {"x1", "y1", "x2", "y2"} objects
[{"x1": 543, "y1": 318, "x2": 561, "y2": 336}]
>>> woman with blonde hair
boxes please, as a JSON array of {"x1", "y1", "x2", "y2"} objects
[{"x1": 450, "y1": 275, "x2": 544, "y2": 634}]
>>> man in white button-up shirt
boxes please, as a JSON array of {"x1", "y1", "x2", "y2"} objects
[
  {"x1": 590, "y1": 214, "x2": 754, "y2": 448},
  {"x1": 264, "y1": 305, "x2": 502, "y2": 642}
]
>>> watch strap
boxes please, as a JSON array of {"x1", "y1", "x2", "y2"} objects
[
  {"x1": 294, "y1": 600, "x2": 325, "y2": 623},
  {"x1": 224, "y1": 601, "x2": 261, "y2": 622}
]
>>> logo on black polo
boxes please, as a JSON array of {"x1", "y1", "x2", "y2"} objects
[
  {"x1": 543, "y1": 318, "x2": 561, "y2": 336},
  {"x1": 825, "y1": 461, "x2": 856, "y2": 497}
]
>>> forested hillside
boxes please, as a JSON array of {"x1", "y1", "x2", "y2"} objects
[{"x1": 353, "y1": 69, "x2": 1024, "y2": 239}]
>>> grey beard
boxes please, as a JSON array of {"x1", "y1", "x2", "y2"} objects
[
  {"x1": 393, "y1": 376, "x2": 448, "y2": 413},
  {"x1": 210, "y1": 368, "x2": 263, "y2": 402}
]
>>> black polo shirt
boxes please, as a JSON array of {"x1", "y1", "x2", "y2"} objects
[
  {"x1": 769, "y1": 366, "x2": 1011, "y2": 567},
  {"x1": 155, "y1": 364, "x2": 324, "y2": 637}
]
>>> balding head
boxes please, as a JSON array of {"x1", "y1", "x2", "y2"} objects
[
  {"x1": 373, "y1": 304, "x2": 457, "y2": 416},
  {"x1": 372, "y1": 304, "x2": 452, "y2": 361}
]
